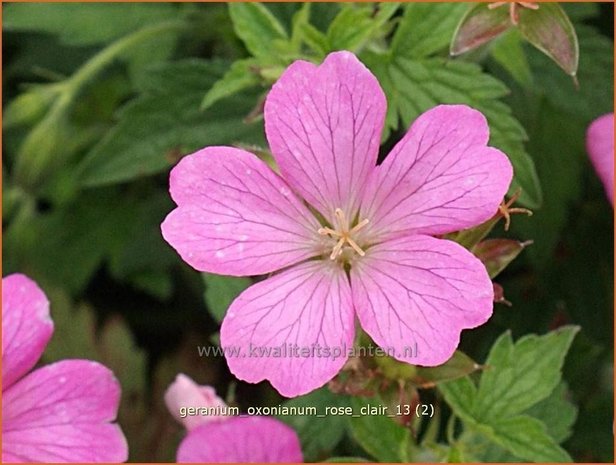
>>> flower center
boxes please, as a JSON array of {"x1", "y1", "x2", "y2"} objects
[{"x1": 318, "y1": 208, "x2": 370, "y2": 260}]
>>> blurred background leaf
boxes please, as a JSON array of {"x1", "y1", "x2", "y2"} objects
[
  {"x1": 77, "y1": 60, "x2": 264, "y2": 187},
  {"x1": 280, "y1": 387, "x2": 351, "y2": 462}
]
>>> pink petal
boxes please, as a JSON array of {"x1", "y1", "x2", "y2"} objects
[
  {"x1": 351, "y1": 235, "x2": 493, "y2": 366},
  {"x1": 220, "y1": 261, "x2": 354, "y2": 397},
  {"x1": 164, "y1": 374, "x2": 227, "y2": 430},
  {"x1": 161, "y1": 146, "x2": 322, "y2": 276},
  {"x1": 2, "y1": 360, "x2": 127, "y2": 463},
  {"x1": 264, "y1": 51, "x2": 386, "y2": 221},
  {"x1": 360, "y1": 105, "x2": 513, "y2": 240},
  {"x1": 2, "y1": 274, "x2": 53, "y2": 390},
  {"x1": 586, "y1": 113, "x2": 614, "y2": 205},
  {"x1": 177, "y1": 416, "x2": 302, "y2": 463}
]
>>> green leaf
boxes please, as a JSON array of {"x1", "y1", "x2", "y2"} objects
[
  {"x1": 440, "y1": 327, "x2": 579, "y2": 462},
  {"x1": 324, "y1": 457, "x2": 369, "y2": 463},
  {"x1": 414, "y1": 351, "x2": 481, "y2": 386},
  {"x1": 280, "y1": 388, "x2": 350, "y2": 462},
  {"x1": 518, "y1": 3, "x2": 578, "y2": 76},
  {"x1": 326, "y1": 3, "x2": 399, "y2": 53},
  {"x1": 289, "y1": 3, "x2": 313, "y2": 52},
  {"x1": 486, "y1": 415, "x2": 572, "y2": 462},
  {"x1": 509, "y1": 99, "x2": 586, "y2": 267},
  {"x1": 5, "y1": 189, "x2": 127, "y2": 294},
  {"x1": 77, "y1": 60, "x2": 264, "y2": 187},
  {"x1": 450, "y1": 3, "x2": 510, "y2": 56},
  {"x1": 3, "y1": 83, "x2": 63, "y2": 129},
  {"x1": 326, "y1": 5, "x2": 375, "y2": 52},
  {"x1": 3, "y1": 3, "x2": 179, "y2": 46},
  {"x1": 526, "y1": 381, "x2": 577, "y2": 443},
  {"x1": 129, "y1": 270, "x2": 173, "y2": 301},
  {"x1": 451, "y1": 215, "x2": 500, "y2": 250},
  {"x1": 439, "y1": 376, "x2": 477, "y2": 424},
  {"x1": 348, "y1": 396, "x2": 413, "y2": 462},
  {"x1": 528, "y1": 24, "x2": 613, "y2": 122},
  {"x1": 457, "y1": 431, "x2": 518, "y2": 462},
  {"x1": 373, "y1": 3, "x2": 402, "y2": 28},
  {"x1": 562, "y1": 2, "x2": 600, "y2": 21},
  {"x1": 296, "y1": 21, "x2": 329, "y2": 57},
  {"x1": 475, "y1": 326, "x2": 579, "y2": 419},
  {"x1": 490, "y1": 30, "x2": 534, "y2": 87},
  {"x1": 374, "y1": 354, "x2": 418, "y2": 381},
  {"x1": 472, "y1": 239, "x2": 531, "y2": 278},
  {"x1": 228, "y1": 3, "x2": 288, "y2": 60},
  {"x1": 201, "y1": 59, "x2": 261, "y2": 110},
  {"x1": 393, "y1": 2, "x2": 468, "y2": 58},
  {"x1": 12, "y1": 21, "x2": 186, "y2": 191},
  {"x1": 202, "y1": 273, "x2": 251, "y2": 323},
  {"x1": 365, "y1": 53, "x2": 542, "y2": 208},
  {"x1": 104, "y1": 190, "x2": 178, "y2": 301}
]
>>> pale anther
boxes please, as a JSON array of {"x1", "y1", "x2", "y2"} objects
[
  {"x1": 350, "y1": 218, "x2": 370, "y2": 234},
  {"x1": 318, "y1": 227, "x2": 341, "y2": 237},
  {"x1": 319, "y1": 208, "x2": 369, "y2": 260},
  {"x1": 330, "y1": 238, "x2": 346, "y2": 260},
  {"x1": 346, "y1": 237, "x2": 366, "y2": 257}
]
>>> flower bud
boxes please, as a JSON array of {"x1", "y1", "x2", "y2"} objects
[
  {"x1": 3, "y1": 84, "x2": 62, "y2": 129},
  {"x1": 13, "y1": 112, "x2": 70, "y2": 191},
  {"x1": 164, "y1": 374, "x2": 227, "y2": 430}
]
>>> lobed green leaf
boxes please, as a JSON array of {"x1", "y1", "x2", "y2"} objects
[
  {"x1": 365, "y1": 53, "x2": 542, "y2": 208},
  {"x1": 348, "y1": 395, "x2": 413, "y2": 462},
  {"x1": 440, "y1": 327, "x2": 579, "y2": 462},
  {"x1": 394, "y1": 2, "x2": 468, "y2": 58},
  {"x1": 228, "y1": 3, "x2": 289, "y2": 60},
  {"x1": 475, "y1": 326, "x2": 579, "y2": 419}
]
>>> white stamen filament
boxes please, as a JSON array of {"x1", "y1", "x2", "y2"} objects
[{"x1": 318, "y1": 208, "x2": 370, "y2": 260}]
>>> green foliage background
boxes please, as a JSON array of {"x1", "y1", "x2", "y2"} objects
[{"x1": 2, "y1": 3, "x2": 613, "y2": 462}]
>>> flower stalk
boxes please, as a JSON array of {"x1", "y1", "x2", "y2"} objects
[{"x1": 14, "y1": 20, "x2": 187, "y2": 191}]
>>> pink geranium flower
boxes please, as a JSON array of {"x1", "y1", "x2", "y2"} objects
[
  {"x1": 165, "y1": 374, "x2": 302, "y2": 463},
  {"x1": 2, "y1": 274, "x2": 128, "y2": 463},
  {"x1": 586, "y1": 113, "x2": 614, "y2": 205},
  {"x1": 161, "y1": 51, "x2": 513, "y2": 397}
]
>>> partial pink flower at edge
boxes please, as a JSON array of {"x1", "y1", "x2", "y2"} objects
[
  {"x1": 2, "y1": 274, "x2": 128, "y2": 463},
  {"x1": 586, "y1": 113, "x2": 614, "y2": 205},
  {"x1": 164, "y1": 375, "x2": 303, "y2": 463},
  {"x1": 161, "y1": 51, "x2": 514, "y2": 398}
]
